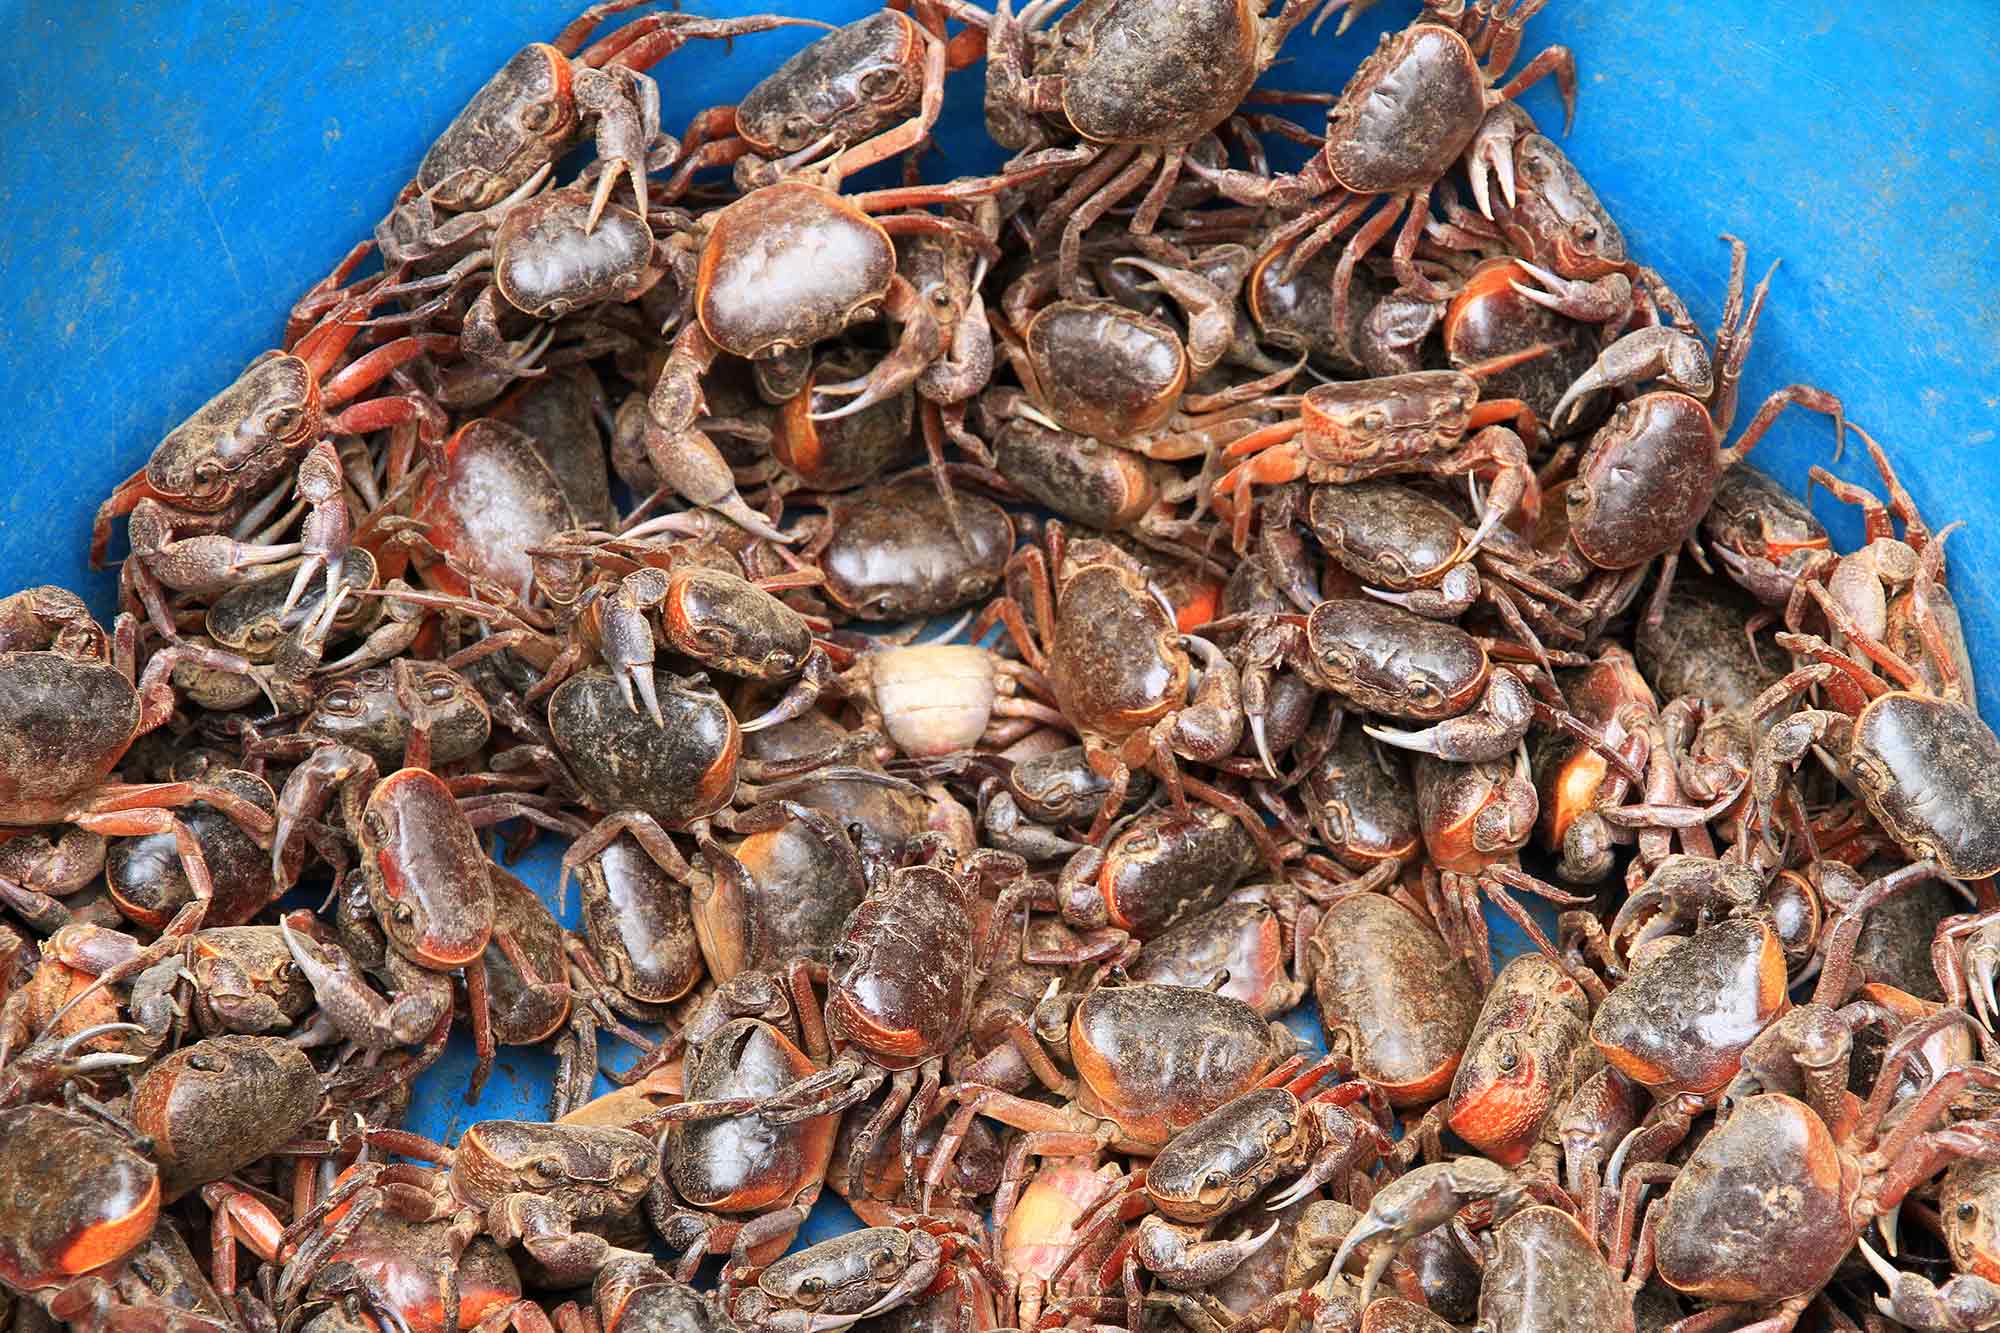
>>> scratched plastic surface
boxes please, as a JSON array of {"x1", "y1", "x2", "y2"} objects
[{"x1": 2, "y1": 0, "x2": 1997, "y2": 1254}]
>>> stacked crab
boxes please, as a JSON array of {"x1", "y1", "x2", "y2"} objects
[{"x1": 4, "y1": 1, "x2": 1998, "y2": 1331}]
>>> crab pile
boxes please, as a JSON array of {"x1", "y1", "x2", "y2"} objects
[{"x1": 5, "y1": 1, "x2": 1995, "y2": 1330}]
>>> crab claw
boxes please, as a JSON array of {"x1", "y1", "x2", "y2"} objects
[
  {"x1": 808, "y1": 372, "x2": 908, "y2": 422},
  {"x1": 1012, "y1": 398, "x2": 1065, "y2": 433},
  {"x1": 1364, "y1": 712, "x2": 1522, "y2": 765},
  {"x1": 1550, "y1": 326, "x2": 1713, "y2": 429},
  {"x1": 282, "y1": 916, "x2": 435, "y2": 1048},
  {"x1": 1510, "y1": 262, "x2": 1634, "y2": 324},
  {"x1": 587, "y1": 157, "x2": 643, "y2": 237},
  {"x1": 1603, "y1": 1118, "x2": 1659, "y2": 1190},
  {"x1": 1266, "y1": 1158, "x2": 1345, "y2": 1212},
  {"x1": 1109, "y1": 257, "x2": 1231, "y2": 374},
  {"x1": 1362, "y1": 562, "x2": 1480, "y2": 621},
  {"x1": 611, "y1": 664, "x2": 664, "y2": 730},
  {"x1": 1250, "y1": 710, "x2": 1278, "y2": 781},
  {"x1": 1857, "y1": 1232, "x2": 1901, "y2": 1289},
  {"x1": 0, "y1": 1021, "x2": 150, "y2": 1102},
  {"x1": 1328, "y1": 1159, "x2": 1518, "y2": 1307},
  {"x1": 799, "y1": 1268, "x2": 934, "y2": 1333},
  {"x1": 573, "y1": 66, "x2": 651, "y2": 233},
  {"x1": 2, "y1": 1050, "x2": 138, "y2": 1108},
  {"x1": 745, "y1": 129, "x2": 840, "y2": 192},
  {"x1": 619, "y1": 511, "x2": 719, "y2": 543},
  {"x1": 739, "y1": 650, "x2": 832, "y2": 735},
  {"x1": 809, "y1": 274, "x2": 940, "y2": 421},
  {"x1": 271, "y1": 813, "x2": 300, "y2": 892},
  {"x1": 716, "y1": 493, "x2": 797, "y2": 545},
  {"x1": 1464, "y1": 106, "x2": 1525, "y2": 219},
  {"x1": 1326, "y1": 1205, "x2": 1398, "y2": 1306},
  {"x1": 458, "y1": 283, "x2": 557, "y2": 380},
  {"x1": 1459, "y1": 458, "x2": 1535, "y2": 565},
  {"x1": 1310, "y1": 0, "x2": 1373, "y2": 38},
  {"x1": 645, "y1": 422, "x2": 800, "y2": 545},
  {"x1": 1606, "y1": 887, "x2": 1668, "y2": 948},
  {"x1": 58, "y1": 1021, "x2": 149, "y2": 1053},
  {"x1": 1266, "y1": 1103, "x2": 1392, "y2": 1213},
  {"x1": 67, "y1": 1050, "x2": 151, "y2": 1082},
  {"x1": 1965, "y1": 923, "x2": 2000, "y2": 1031},
  {"x1": 1016, "y1": 0, "x2": 1072, "y2": 30},
  {"x1": 494, "y1": 322, "x2": 558, "y2": 379},
  {"x1": 278, "y1": 916, "x2": 328, "y2": 983},
  {"x1": 279, "y1": 443, "x2": 351, "y2": 620},
  {"x1": 1201, "y1": 1217, "x2": 1285, "y2": 1281},
  {"x1": 1467, "y1": 150, "x2": 1503, "y2": 221},
  {"x1": 1853, "y1": 1233, "x2": 2000, "y2": 1328},
  {"x1": 1265, "y1": 1173, "x2": 1321, "y2": 1213},
  {"x1": 298, "y1": 584, "x2": 351, "y2": 653},
  {"x1": 597, "y1": 572, "x2": 667, "y2": 728},
  {"x1": 165, "y1": 538, "x2": 309, "y2": 597}
]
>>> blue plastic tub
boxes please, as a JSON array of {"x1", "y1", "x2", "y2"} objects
[{"x1": 2, "y1": 0, "x2": 1997, "y2": 1251}]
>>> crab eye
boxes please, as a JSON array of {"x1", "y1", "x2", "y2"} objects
[
  {"x1": 1495, "y1": 1041, "x2": 1520, "y2": 1074},
  {"x1": 532, "y1": 1155, "x2": 565, "y2": 1181},
  {"x1": 871, "y1": 1246, "x2": 899, "y2": 1278},
  {"x1": 1196, "y1": 1170, "x2": 1231, "y2": 1206},
  {"x1": 1961, "y1": 1201, "x2": 1980, "y2": 1223},
  {"x1": 424, "y1": 677, "x2": 457, "y2": 703},
  {"x1": 1405, "y1": 674, "x2": 1444, "y2": 708},
  {"x1": 191, "y1": 459, "x2": 228, "y2": 493},
  {"x1": 858, "y1": 66, "x2": 905, "y2": 102},
  {"x1": 794, "y1": 1277, "x2": 827, "y2": 1308},
  {"x1": 389, "y1": 900, "x2": 415, "y2": 927},
  {"x1": 1359, "y1": 410, "x2": 1387, "y2": 432},
  {"x1": 520, "y1": 100, "x2": 558, "y2": 132},
  {"x1": 321, "y1": 688, "x2": 360, "y2": 715},
  {"x1": 780, "y1": 114, "x2": 816, "y2": 149},
  {"x1": 262, "y1": 405, "x2": 303, "y2": 437}
]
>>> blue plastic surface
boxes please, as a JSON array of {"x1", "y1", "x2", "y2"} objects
[{"x1": 3, "y1": 0, "x2": 1998, "y2": 1256}]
